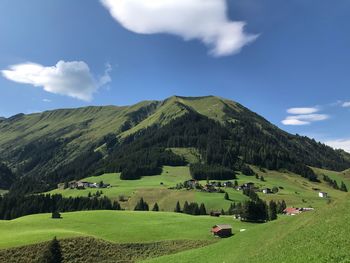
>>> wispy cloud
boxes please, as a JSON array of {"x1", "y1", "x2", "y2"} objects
[
  {"x1": 282, "y1": 107, "x2": 329, "y2": 126},
  {"x1": 42, "y1": 99, "x2": 51, "y2": 103},
  {"x1": 1, "y1": 61, "x2": 112, "y2": 101},
  {"x1": 342, "y1": 101, "x2": 350, "y2": 107},
  {"x1": 100, "y1": 0, "x2": 258, "y2": 57},
  {"x1": 287, "y1": 107, "x2": 319, "y2": 115},
  {"x1": 325, "y1": 138, "x2": 350, "y2": 153}
]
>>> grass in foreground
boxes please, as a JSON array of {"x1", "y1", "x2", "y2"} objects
[
  {"x1": 0, "y1": 237, "x2": 212, "y2": 263},
  {"x1": 144, "y1": 195, "x2": 350, "y2": 263}
]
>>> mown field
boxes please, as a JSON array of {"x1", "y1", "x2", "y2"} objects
[
  {"x1": 48, "y1": 165, "x2": 349, "y2": 212},
  {"x1": 0, "y1": 210, "x2": 253, "y2": 249},
  {"x1": 1, "y1": 196, "x2": 349, "y2": 263}
]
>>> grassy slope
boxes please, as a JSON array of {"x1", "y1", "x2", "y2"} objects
[
  {"x1": 0, "y1": 211, "x2": 252, "y2": 249},
  {"x1": 145, "y1": 195, "x2": 350, "y2": 263},
  {"x1": 0, "y1": 237, "x2": 213, "y2": 263},
  {"x1": 49, "y1": 165, "x2": 348, "y2": 212}
]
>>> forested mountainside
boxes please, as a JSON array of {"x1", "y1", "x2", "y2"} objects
[
  {"x1": 1, "y1": 96, "x2": 349, "y2": 194},
  {"x1": 0, "y1": 163, "x2": 14, "y2": 189}
]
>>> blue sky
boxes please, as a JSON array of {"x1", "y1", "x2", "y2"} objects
[{"x1": 0, "y1": 0, "x2": 350, "y2": 151}]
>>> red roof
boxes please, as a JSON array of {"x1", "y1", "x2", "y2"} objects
[
  {"x1": 211, "y1": 226, "x2": 221, "y2": 233},
  {"x1": 284, "y1": 208, "x2": 301, "y2": 214}
]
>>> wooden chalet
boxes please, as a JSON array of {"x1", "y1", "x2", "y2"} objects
[{"x1": 211, "y1": 224, "x2": 232, "y2": 238}]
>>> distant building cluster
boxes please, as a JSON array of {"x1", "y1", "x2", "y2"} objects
[
  {"x1": 176, "y1": 180, "x2": 280, "y2": 195},
  {"x1": 57, "y1": 180, "x2": 110, "y2": 190}
]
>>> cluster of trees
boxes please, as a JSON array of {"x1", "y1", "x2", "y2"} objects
[
  {"x1": 323, "y1": 175, "x2": 348, "y2": 192},
  {"x1": 133, "y1": 198, "x2": 160, "y2": 211},
  {"x1": 189, "y1": 163, "x2": 236, "y2": 180},
  {"x1": 0, "y1": 194, "x2": 121, "y2": 220},
  {"x1": 174, "y1": 201, "x2": 207, "y2": 215},
  {"x1": 226, "y1": 199, "x2": 286, "y2": 222}
]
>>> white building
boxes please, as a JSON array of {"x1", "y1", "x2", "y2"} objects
[{"x1": 318, "y1": 192, "x2": 328, "y2": 198}]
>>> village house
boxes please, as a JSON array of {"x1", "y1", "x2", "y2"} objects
[
  {"x1": 318, "y1": 192, "x2": 328, "y2": 198},
  {"x1": 184, "y1": 179, "x2": 199, "y2": 189},
  {"x1": 210, "y1": 211, "x2": 221, "y2": 217},
  {"x1": 283, "y1": 207, "x2": 302, "y2": 216},
  {"x1": 211, "y1": 224, "x2": 232, "y2": 238},
  {"x1": 242, "y1": 182, "x2": 255, "y2": 189},
  {"x1": 262, "y1": 188, "x2": 272, "y2": 194},
  {"x1": 223, "y1": 181, "x2": 233, "y2": 187},
  {"x1": 283, "y1": 207, "x2": 315, "y2": 216}
]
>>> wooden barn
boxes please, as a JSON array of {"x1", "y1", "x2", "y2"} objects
[{"x1": 211, "y1": 224, "x2": 232, "y2": 238}]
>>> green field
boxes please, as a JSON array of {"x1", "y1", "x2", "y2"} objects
[
  {"x1": 0, "y1": 211, "x2": 251, "y2": 249},
  {"x1": 49, "y1": 165, "x2": 349, "y2": 212},
  {"x1": 146, "y1": 196, "x2": 350, "y2": 263},
  {"x1": 1, "y1": 197, "x2": 349, "y2": 263}
]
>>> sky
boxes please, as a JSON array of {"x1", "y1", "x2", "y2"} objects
[{"x1": 0, "y1": 0, "x2": 349, "y2": 151}]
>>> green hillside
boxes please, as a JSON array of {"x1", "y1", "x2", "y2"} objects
[
  {"x1": 0, "y1": 196, "x2": 349, "y2": 262},
  {"x1": 145, "y1": 196, "x2": 350, "y2": 263},
  {"x1": 0, "y1": 210, "x2": 246, "y2": 249},
  {"x1": 48, "y1": 165, "x2": 349, "y2": 212}
]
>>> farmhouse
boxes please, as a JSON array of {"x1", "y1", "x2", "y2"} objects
[
  {"x1": 262, "y1": 188, "x2": 272, "y2": 194},
  {"x1": 241, "y1": 182, "x2": 255, "y2": 189},
  {"x1": 283, "y1": 207, "x2": 314, "y2": 216},
  {"x1": 319, "y1": 192, "x2": 328, "y2": 198},
  {"x1": 223, "y1": 181, "x2": 233, "y2": 187},
  {"x1": 211, "y1": 224, "x2": 232, "y2": 238},
  {"x1": 283, "y1": 207, "x2": 302, "y2": 216},
  {"x1": 210, "y1": 211, "x2": 221, "y2": 217},
  {"x1": 184, "y1": 179, "x2": 199, "y2": 189}
]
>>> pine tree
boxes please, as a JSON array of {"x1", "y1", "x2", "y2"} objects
[
  {"x1": 221, "y1": 208, "x2": 225, "y2": 215},
  {"x1": 234, "y1": 180, "x2": 238, "y2": 187},
  {"x1": 112, "y1": 201, "x2": 121, "y2": 210},
  {"x1": 134, "y1": 197, "x2": 149, "y2": 211},
  {"x1": 340, "y1": 181, "x2": 348, "y2": 192},
  {"x1": 51, "y1": 211, "x2": 61, "y2": 219},
  {"x1": 277, "y1": 200, "x2": 287, "y2": 213},
  {"x1": 183, "y1": 201, "x2": 189, "y2": 214},
  {"x1": 260, "y1": 176, "x2": 265, "y2": 182},
  {"x1": 224, "y1": 192, "x2": 229, "y2": 200},
  {"x1": 199, "y1": 203, "x2": 207, "y2": 215},
  {"x1": 152, "y1": 202, "x2": 159, "y2": 211},
  {"x1": 268, "y1": 200, "x2": 277, "y2": 221},
  {"x1": 174, "y1": 201, "x2": 181, "y2": 213},
  {"x1": 40, "y1": 237, "x2": 63, "y2": 263}
]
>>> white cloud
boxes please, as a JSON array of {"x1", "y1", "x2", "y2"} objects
[
  {"x1": 342, "y1": 101, "x2": 350, "y2": 107},
  {"x1": 282, "y1": 118, "x2": 309, "y2": 126},
  {"x1": 287, "y1": 107, "x2": 319, "y2": 115},
  {"x1": 42, "y1": 99, "x2": 51, "y2": 103},
  {"x1": 1, "y1": 61, "x2": 112, "y2": 101},
  {"x1": 282, "y1": 114, "x2": 330, "y2": 125},
  {"x1": 325, "y1": 139, "x2": 350, "y2": 153},
  {"x1": 100, "y1": 0, "x2": 258, "y2": 56}
]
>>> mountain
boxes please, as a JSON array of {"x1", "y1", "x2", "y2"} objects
[
  {"x1": 0, "y1": 163, "x2": 14, "y2": 189},
  {"x1": 1, "y1": 95, "x2": 349, "y2": 193}
]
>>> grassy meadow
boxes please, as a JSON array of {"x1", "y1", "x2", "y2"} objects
[
  {"x1": 48, "y1": 165, "x2": 349, "y2": 212},
  {"x1": 0, "y1": 210, "x2": 251, "y2": 249},
  {"x1": 145, "y1": 195, "x2": 350, "y2": 263}
]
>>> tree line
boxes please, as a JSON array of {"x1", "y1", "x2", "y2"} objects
[{"x1": 0, "y1": 193, "x2": 121, "y2": 220}]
